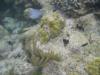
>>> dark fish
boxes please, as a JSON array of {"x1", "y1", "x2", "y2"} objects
[
  {"x1": 76, "y1": 24, "x2": 84, "y2": 31},
  {"x1": 63, "y1": 39, "x2": 69, "y2": 46},
  {"x1": 81, "y1": 43, "x2": 88, "y2": 47}
]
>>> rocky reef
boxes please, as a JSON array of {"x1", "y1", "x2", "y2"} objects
[
  {"x1": 0, "y1": 0, "x2": 100, "y2": 75},
  {"x1": 51, "y1": 0, "x2": 100, "y2": 17}
]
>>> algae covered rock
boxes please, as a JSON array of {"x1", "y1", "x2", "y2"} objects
[
  {"x1": 69, "y1": 31, "x2": 88, "y2": 47},
  {"x1": 21, "y1": 13, "x2": 64, "y2": 75},
  {"x1": 39, "y1": 12, "x2": 65, "y2": 43},
  {"x1": 85, "y1": 57, "x2": 100, "y2": 75},
  {"x1": 76, "y1": 14, "x2": 97, "y2": 32},
  {"x1": 22, "y1": 28, "x2": 62, "y2": 75}
]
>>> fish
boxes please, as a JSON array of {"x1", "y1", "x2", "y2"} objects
[{"x1": 24, "y1": 8, "x2": 42, "y2": 20}]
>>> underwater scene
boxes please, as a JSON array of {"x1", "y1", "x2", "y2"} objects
[{"x1": 0, "y1": 0, "x2": 100, "y2": 75}]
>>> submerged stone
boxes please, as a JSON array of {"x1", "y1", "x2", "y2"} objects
[{"x1": 69, "y1": 31, "x2": 89, "y2": 47}]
